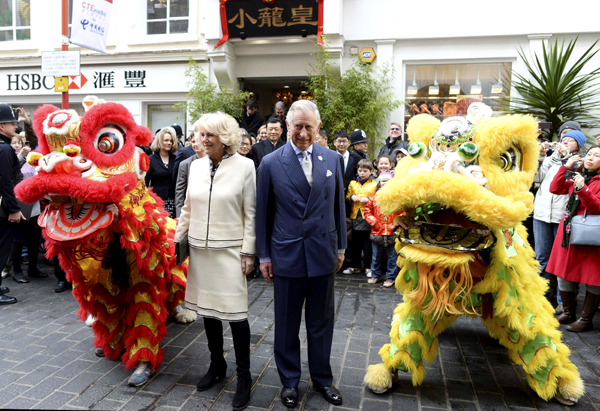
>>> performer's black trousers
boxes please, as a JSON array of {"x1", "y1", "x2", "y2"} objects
[
  {"x1": 273, "y1": 273, "x2": 335, "y2": 389},
  {"x1": 0, "y1": 218, "x2": 16, "y2": 292}
]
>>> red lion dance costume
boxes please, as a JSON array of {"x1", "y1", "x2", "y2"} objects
[{"x1": 15, "y1": 97, "x2": 191, "y2": 385}]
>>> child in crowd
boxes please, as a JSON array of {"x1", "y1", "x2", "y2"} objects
[
  {"x1": 343, "y1": 159, "x2": 378, "y2": 276},
  {"x1": 393, "y1": 148, "x2": 408, "y2": 164},
  {"x1": 375, "y1": 154, "x2": 394, "y2": 179},
  {"x1": 363, "y1": 173, "x2": 403, "y2": 287}
]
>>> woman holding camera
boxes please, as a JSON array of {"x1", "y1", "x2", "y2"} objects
[
  {"x1": 533, "y1": 130, "x2": 586, "y2": 306},
  {"x1": 174, "y1": 112, "x2": 256, "y2": 410},
  {"x1": 547, "y1": 145, "x2": 600, "y2": 332}
]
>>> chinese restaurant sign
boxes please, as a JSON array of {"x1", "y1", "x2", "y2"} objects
[{"x1": 216, "y1": 0, "x2": 324, "y2": 49}]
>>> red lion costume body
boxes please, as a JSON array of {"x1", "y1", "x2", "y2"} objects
[{"x1": 15, "y1": 97, "x2": 190, "y2": 383}]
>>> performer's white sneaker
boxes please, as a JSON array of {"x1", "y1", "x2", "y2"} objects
[{"x1": 128, "y1": 361, "x2": 154, "y2": 387}]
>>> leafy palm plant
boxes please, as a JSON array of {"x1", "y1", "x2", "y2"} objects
[{"x1": 508, "y1": 37, "x2": 600, "y2": 142}]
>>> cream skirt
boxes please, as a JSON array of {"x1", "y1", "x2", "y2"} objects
[{"x1": 185, "y1": 246, "x2": 248, "y2": 322}]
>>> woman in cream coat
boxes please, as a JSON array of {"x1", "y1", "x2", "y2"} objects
[{"x1": 174, "y1": 112, "x2": 256, "y2": 411}]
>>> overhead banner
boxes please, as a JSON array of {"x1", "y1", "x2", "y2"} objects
[{"x1": 70, "y1": 0, "x2": 113, "y2": 53}]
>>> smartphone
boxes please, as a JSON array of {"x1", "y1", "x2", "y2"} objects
[
  {"x1": 12, "y1": 108, "x2": 20, "y2": 120},
  {"x1": 564, "y1": 170, "x2": 576, "y2": 181},
  {"x1": 539, "y1": 122, "x2": 552, "y2": 130},
  {"x1": 24, "y1": 140, "x2": 30, "y2": 147}
]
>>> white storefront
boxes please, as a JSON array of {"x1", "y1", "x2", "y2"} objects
[{"x1": 1, "y1": 0, "x2": 599, "y2": 140}]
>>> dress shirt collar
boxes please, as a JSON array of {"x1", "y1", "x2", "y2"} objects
[{"x1": 290, "y1": 140, "x2": 313, "y2": 158}]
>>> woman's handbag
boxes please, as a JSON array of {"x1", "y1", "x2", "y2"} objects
[
  {"x1": 175, "y1": 233, "x2": 189, "y2": 265},
  {"x1": 569, "y1": 210, "x2": 600, "y2": 246}
]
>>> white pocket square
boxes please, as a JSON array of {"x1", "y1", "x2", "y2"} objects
[{"x1": 326, "y1": 170, "x2": 333, "y2": 177}]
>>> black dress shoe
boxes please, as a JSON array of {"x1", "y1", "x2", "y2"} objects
[
  {"x1": 55, "y1": 281, "x2": 72, "y2": 293},
  {"x1": 314, "y1": 385, "x2": 342, "y2": 405},
  {"x1": 0, "y1": 286, "x2": 9, "y2": 294},
  {"x1": 28, "y1": 269, "x2": 48, "y2": 278},
  {"x1": 12, "y1": 272, "x2": 29, "y2": 283},
  {"x1": 0, "y1": 294, "x2": 17, "y2": 304},
  {"x1": 280, "y1": 387, "x2": 297, "y2": 408}
]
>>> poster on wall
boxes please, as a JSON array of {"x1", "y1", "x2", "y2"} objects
[{"x1": 70, "y1": 0, "x2": 113, "y2": 53}]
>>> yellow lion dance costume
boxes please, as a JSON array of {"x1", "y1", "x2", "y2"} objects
[{"x1": 363, "y1": 103, "x2": 583, "y2": 405}]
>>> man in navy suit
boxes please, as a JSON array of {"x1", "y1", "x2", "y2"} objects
[{"x1": 256, "y1": 100, "x2": 346, "y2": 408}]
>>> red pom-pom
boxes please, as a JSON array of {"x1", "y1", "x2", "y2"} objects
[{"x1": 139, "y1": 153, "x2": 150, "y2": 172}]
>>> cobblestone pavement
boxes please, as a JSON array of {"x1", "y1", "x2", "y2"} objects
[{"x1": 1, "y1": 259, "x2": 599, "y2": 411}]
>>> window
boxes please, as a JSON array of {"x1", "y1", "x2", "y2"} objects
[
  {"x1": 148, "y1": 104, "x2": 187, "y2": 138},
  {"x1": 146, "y1": 0, "x2": 189, "y2": 35},
  {"x1": 404, "y1": 62, "x2": 512, "y2": 121},
  {"x1": 0, "y1": 0, "x2": 31, "y2": 41}
]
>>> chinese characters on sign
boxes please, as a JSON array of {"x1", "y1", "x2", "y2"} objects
[
  {"x1": 225, "y1": 1, "x2": 319, "y2": 39},
  {"x1": 125, "y1": 71, "x2": 147, "y2": 88},
  {"x1": 92, "y1": 71, "x2": 147, "y2": 89}
]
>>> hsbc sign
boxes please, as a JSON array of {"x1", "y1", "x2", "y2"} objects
[
  {"x1": 7, "y1": 74, "x2": 55, "y2": 91},
  {"x1": 0, "y1": 63, "x2": 190, "y2": 96}
]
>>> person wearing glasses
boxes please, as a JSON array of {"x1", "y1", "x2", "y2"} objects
[
  {"x1": 377, "y1": 123, "x2": 409, "y2": 163},
  {"x1": 238, "y1": 131, "x2": 253, "y2": 157}
]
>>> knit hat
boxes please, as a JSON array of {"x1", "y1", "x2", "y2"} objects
[
  {"x1": 561, "y1": 130, "x2": 586, "y2": 150},
  {"x1": 558, "y1": 121, "x2": 581, "y2": 136}
]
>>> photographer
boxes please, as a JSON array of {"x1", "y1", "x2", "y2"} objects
[
  {"x1": 533, "y1": 129, "x2": 586, "y2": 308},
  {"x1": 547, "y1": 144, "x2": 600, "y2": 332}
]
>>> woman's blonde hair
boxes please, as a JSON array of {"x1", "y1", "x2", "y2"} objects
[
  {"x1": 258, "y1": 125, "x2": 267, "y2": 136},
  {"x1": 151, "y1": 126, "x2": 179, "y2": 153},
  {"x1": 197, "y1": 112, "x2": 241, "y2": 154}
]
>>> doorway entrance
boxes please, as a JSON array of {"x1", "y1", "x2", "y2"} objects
[{"x1": 239, "y1": 76, "x2": 309, "y2": 121}]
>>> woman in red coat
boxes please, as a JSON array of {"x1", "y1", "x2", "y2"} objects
[{"x1": 547, "y1": 145, "x2": 600, "y2": 332}]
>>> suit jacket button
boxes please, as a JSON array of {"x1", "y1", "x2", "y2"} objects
[
  {"x1": 303, "y1": 218, "x2": 307, "y2": 222},
  {"x1": 321, "y1": 215, "x2": 324, "y2": 219},
  {"x1": 324, "y1": 195, "x2": 328, "y2": 199},
  {"x1": 323, "y1": 233, "x2": 326, "y2": 237},
  {"x1": 304, "y1": 236, "x2": 307, "y2": 239}
]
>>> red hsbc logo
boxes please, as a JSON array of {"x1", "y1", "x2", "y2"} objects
[{"x1": 69, "y1": 73, "x2": 88, "y2": 90}]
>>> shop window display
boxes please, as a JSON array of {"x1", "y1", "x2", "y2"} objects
[{"x1": 405, "y1": 63, "x2": 511, "y2": 122}]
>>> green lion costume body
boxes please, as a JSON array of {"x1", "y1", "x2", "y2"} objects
[{"x1": 363, "y1": 103, "x2": 584, "y2": 405}]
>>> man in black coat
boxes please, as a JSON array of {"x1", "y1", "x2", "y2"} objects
[
  {"x1": 334, "y1": 131, "x2": 360, "y2": 192},
  {"x1": 240, "y1": 99, "x2": 264, "y2": 136},
  {"x1": 378, "y1": 122, "x2": 409, "y2": 162},
  {"x1": 268, "y1": 101, "x2": 287, "y2": 143},
  {"x1": 248, "y1": 117, "x2": 285, "y2": 170},
  {"x1": 0, "y1": 103, "x2": 23, "y2": 304}
]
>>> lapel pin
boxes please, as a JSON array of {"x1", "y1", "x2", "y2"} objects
[
  {"x1": 326, "y1": 170, "x2": 333, "y2": 177},
  {"x1": 318, "y1": 155, "x2": 323, "y2": 161}
]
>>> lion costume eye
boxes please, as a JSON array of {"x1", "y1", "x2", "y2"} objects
[
  {"x1": 495, "y1": 148, "x2": 521, "y2": 172},
  {"x1": 95, "y1": 124, "x2": 126, "y2": 154}
]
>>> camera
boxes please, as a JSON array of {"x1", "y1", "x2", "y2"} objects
[
  {"x1": 24, "y1": 140, "x2": 30, "y2": 147},
  {"x1": 565, "y1": 170, "x2": 576, "y2": 181},
  {"x1": 12, "y1": 108, "x2": 19, "y2": 120}
]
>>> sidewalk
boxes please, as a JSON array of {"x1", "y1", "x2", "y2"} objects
[{"x1": 0, "y1": 260, "x2": 599, "y2": 411}]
